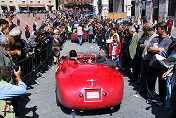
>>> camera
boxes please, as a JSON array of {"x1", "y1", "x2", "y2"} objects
[{"x1": 12, "y1": 65, "x2": 19, "y2": 71}]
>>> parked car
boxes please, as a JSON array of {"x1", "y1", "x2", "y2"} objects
[
  {"x1": 55, "y1": 52, "x2": 124, "y2": 110},
  {"x1": 71, "y1": 32, "x2": 88, "y2": 43}
]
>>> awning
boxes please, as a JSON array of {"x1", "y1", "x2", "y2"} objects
[
  {"x1": 18, "y1": 4, "x2": 28, "y2": 7},
  {"x1": 8, "y1": 5, "x2": 15, "y2": 7},
  {"x1": 0, "y1": 5, "x2": 7, "y2": 7},
  {"x1": 28, "y1": 4, "x2": 45, "y2": 7},
  {"x1": 18, "y1": 4, "x2": 45, "y2": 8}
]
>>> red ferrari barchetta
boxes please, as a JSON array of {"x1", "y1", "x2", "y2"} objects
[{"x1": 55, "y1": 53, "x2": 124, "y2": 110}]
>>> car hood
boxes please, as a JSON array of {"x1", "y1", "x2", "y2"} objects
[{"x1": 68, "y1": 63, "x2": 111, "y2": 90}]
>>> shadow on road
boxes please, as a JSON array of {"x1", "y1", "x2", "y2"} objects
[
  {"x1": 16, "y1": 93, "x2": 39, "y2": 118},
  {"x1": 126, "y1": 78, "x2": 170, "y2": 118},
  {"x1": 60, "y1": 105, "x2": 120, "y2": 117}
]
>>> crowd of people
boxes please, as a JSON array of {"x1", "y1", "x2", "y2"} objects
[{"x1": 0, "y1": 9, "x2": 176, "y2": 117}]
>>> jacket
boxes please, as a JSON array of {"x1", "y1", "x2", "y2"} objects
[
  {"x1": 109, "y1": 41, "x2": 121, "y2": 59},
  {"x1": 0, "y1": 47, "x2": 12, "y2": 66},
  {"x1": 129, "y1": 33, "x2": 141, "y2": 59}
]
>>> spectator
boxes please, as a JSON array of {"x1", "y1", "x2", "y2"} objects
[
  {"x1": 96, "y1": 25, "x2": 104, "y2": 47},
  {"x1": 121, "y1": 28, "x2": 132, "y2": 76},
  {"x1": 17, "y1": 18, "x2": 20, "y2": 26},
  {"x1": 34, "y1": 20, "x2": 38, "y2": 30},
  {"x1": 168, "y1": 64, "x2": 176, "y2": 118},
  {"x1": 88, "y1": 23, "x2": 93, "y2": 43},
  {"x1": 39, "y1": 20, "x2": 50, "y2": 31},
  {"x1": 0, "y1": 66, "x2": 27, "y2": 118},
  {"x1": 33, "y1": 23, "x2": 37, "y2": 31},
  {"x1": 25, "y1": 25, "x2": 29, "y2": 31},
  {"x1": 108, "y1": 27, "x2": 120, "y2": 42},
  {"x1": 134, "y1": 21, "x2": 140, "y2": 33},
  {"x1": 76, "y1": 24, "x2": 84, "y2": 45},
  {"x1": 128, "y1": 26, "x2": 141, "y2": 81},
  {"x1": 27, "y1": 34, "x2": 37, "y2": 54},
  {"x1": 52, "y1": 32, "x2": 61, "y2": 64},
  {"x1": 138, "y1": 23, "x2": 158, "y2": 94},
  {"x1": 66, "y1": 23, "x2": 72, "y2": 40},
  {"x1": 162, "y1": 39, "x2": 176, "y2": 110},
  {"x1": 0, "y1": 19, "x2": 9, "y2": 35},
  {"x1": 167, "y1": 19, "x2": 173, "y2": 36},
  {"x1": 25, "y1": 27, "x2": 30, "y2": 40},
  {"x1": 6, "y1": 26, "x2": 27, "y2": 63},
  {"x1": 147, "y1": 21, "x2": 172, "y2": 105},
  {"x1": 109, "y1": 34, "x2": 121, "y2": 67},
  {"x1": 0, "y1": 35, "x2": 12, "y2": 66},
  {"x1": 5, "y1": 12, "x2": 14, "y2": 30}
]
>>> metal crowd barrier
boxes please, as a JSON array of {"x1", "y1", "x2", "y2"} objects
[{"x1": 16, "y1": 44, "x2": 53, "y2": 80}]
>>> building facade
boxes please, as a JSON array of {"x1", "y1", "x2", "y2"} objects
[
  {"x1": 0, "y1": 0, "x2": 56, "y2": 12},
  {"x1": 64, "y1": 0, "x2": 93, "y2": 11},
  {"x1": 56, "y1": 0, "x2": 64, "y2": 10},
  {"x1": 133, "y1": 0, "x2": 176, "y2": 24}
]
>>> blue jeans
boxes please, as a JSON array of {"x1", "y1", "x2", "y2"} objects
[
  {"x1": 112, "y1": 55, "x2": 121, "y2": 67},
  {"x1": 78, "y1": 35, "x2": 82, "y2": 44},
  {"x1": 93, "y1": 35, "x2": 96, "y2": 43},
  {"x1": 165, "y1": 75, "x2": 174, "y2": 109}
]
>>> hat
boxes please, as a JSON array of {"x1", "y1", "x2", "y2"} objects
[
  {"x1": 0, "y1": 35, "x2": 10, "y2": 46},
  {"x1": 9, "y1": 26, "x2": 22, "y2": 36}
]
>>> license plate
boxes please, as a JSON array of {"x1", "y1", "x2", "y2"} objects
[{"x1": 87, "y1": 92, "x2": 99, "y2": 99}]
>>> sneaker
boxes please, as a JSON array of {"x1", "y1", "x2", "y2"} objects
[
  {"x1": 146, "y1": 99, "x2": 152, "y2": 104},
  {"x1": 156, "y1": 101, "x2": 163, "y2": 106}
]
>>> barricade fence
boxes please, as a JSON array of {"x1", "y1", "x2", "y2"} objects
[{"x1": 16, "y1": 44, "x2": 53, "y2": 80}]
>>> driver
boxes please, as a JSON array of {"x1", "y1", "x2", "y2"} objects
[{"x1": 60, "y1": 50, "x2": 80, "y2": 70}]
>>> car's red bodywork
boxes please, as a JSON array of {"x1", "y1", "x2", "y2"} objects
[
  {"x1": 55, "y1": 54, "x2": 124, "y2": 110},
  {"x1": 71, "y1": 32, "x2": 88, "y2": 42}
]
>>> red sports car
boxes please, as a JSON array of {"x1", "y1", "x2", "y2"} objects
[
  {"x1": 71, "y1": 32, "x2": 88, "y2": 43},
  {"x1": 55, "y1": 53, "x2": 124, "y2": 110}
]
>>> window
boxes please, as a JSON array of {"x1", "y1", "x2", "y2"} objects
[
  {"x1": 2, "y1": 1, "x2": 5, "y2": 4},
  {"x1": 49, "y1": 0, "x2": 51, "y2": 3},
  {"x1": 22, "y1": 1, "x2": 25, "y2": 4},
  {"x1": 38, "y1": 1, "x2": 40, "y2": 4},
  {"x1": 30, "y1": 1, "x2": 33, "y2": 4},
  {"x1": 9, "y1": 1, "x2": 13, "y2": 4}
]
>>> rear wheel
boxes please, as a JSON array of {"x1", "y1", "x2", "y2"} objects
[{"x1": 55, "y1": 86, "x2": 61, "y2": 106}]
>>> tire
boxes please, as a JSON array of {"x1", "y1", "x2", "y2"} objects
[
  {"x1": 55, "y1": 86, "x2": 61, "y2": 106},
  {"x1": 71, "y1": 40, "x2": 74, "y2": 43}
]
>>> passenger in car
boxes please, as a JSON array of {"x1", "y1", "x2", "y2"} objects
[{"x1": 88, "y1": 50, "x2": 117, "y2": 68}]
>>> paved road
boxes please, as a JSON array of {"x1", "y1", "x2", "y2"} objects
[{"x1": 17, "y1": 40, "x2": 170, "y2": 118}]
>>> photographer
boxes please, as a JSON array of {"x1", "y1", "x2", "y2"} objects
[
  {"x1": 6, "y1": 26, "x2": 27, "y2": 63},
  {"x1": 0, "y1": 66, "x2": 27, "y2": 118}
]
